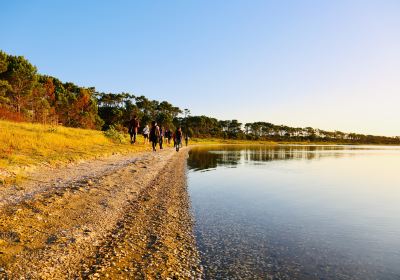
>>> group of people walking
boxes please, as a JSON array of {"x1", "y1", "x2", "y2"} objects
[{"x1": 128, "y1": 115, "x2": 189, "y2": 152}]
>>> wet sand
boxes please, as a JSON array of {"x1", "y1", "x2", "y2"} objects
[{"x1": 0, "y1": 147, "x2": 202, "y2": 279}]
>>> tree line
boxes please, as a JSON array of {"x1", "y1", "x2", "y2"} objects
[
  {"x1": 0, "y1": 50, "x2": 399, "y2": 145},
  {"x1": 183, "y1": 118, "x2": 400, "y2": 144},
  {"x1": 0, "y1": 50, "x2": 102, "y2": 128}
]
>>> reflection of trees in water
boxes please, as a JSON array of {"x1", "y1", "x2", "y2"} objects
[
  {"x1": 188, "y1": 146, "x2": 355, "y2": 171},
  {"x1": 244, "y1": 146, "x2": 350, "y2": 162},
  {"x1": 188, "y1": 149, "x2": 241, "y2": 171}
]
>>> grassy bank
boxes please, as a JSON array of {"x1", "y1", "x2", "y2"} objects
[{"x1": 0, "y1": 120, "x2": 149, "y2": 185}]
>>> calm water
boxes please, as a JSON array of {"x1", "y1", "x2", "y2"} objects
[{"x1": 187, "y1": 145, "x2": 400, "y2": 280}]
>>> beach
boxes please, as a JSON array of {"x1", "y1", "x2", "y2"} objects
[{"x1": 0, "y1": 148, "x2": 202, "y2": 279}]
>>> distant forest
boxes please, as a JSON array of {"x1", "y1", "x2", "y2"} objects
[{"x1": 1, "y1": 50, "x2": 399, "y2": 145}]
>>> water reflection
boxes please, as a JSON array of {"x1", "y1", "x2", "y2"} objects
[
  {"x1": 188, "y1": 145, "x2": 400, "y2": 280},
  {"x1": 188, "y1": 145, "x2": 371, "y2": 171}
]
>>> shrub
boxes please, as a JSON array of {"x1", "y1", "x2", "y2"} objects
[
  {"x1": 114, "y1": 123, "x2": 128, "y2": 134},
  {"x1": 0, "y1": 107, "x2": 27, "y2": 122},
  {"x1": 103, "y1": 125, "x2": 125, "y2": 143}
]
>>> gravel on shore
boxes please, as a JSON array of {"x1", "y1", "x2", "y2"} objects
[{"x1": 0, "y1": 147, "x2": 202, "y2": 279}]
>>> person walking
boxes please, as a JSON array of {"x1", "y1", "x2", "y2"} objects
[
  {"x1": 174, "y1": 127, "x2": 183, "y2": 152},
  {"x1": 159, "y1": 125, "x2": 164, "y2": 150},
  {"x1": 165, "y1": 128, "x2": 171, "y2": 145},
  {"x1": 185, "y1": 133, "x2": 189, "y2": 147},
  {"x1": 143, "y1": 124, "x2": 150, "y2": 144},
  {"x1": 128, "y1": 115, "x2": 140, "y2": 144},
  {"x1": 149, "y1": 121, "x2": 160, "y2": 152}
]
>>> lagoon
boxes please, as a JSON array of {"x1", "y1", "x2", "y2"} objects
[{"x1": 188, "y1": 145, "x2": 400, "y2": 279}]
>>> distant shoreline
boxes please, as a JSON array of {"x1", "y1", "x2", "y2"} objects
[{"x1": 190, "y1": 138, "x2": 400, "y2": 146}]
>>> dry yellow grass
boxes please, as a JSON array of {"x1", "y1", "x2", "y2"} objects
[{"x1": 0, "y1": 120, "x2": 149, "y2": 184}]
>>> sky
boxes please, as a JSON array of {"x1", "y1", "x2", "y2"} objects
[{"x1": 1, "y1": 0, "x2": 400, "y2": 136}]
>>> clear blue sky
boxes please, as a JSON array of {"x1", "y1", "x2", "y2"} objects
[{"x1": 2, "y1": 0, "x2": 400, "y2": 136}]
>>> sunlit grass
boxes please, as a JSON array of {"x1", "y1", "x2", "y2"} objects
[{"x1": 0, "y1": 120, "x2": 150, "y2": 185}]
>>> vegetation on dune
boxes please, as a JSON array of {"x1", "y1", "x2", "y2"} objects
[
  {"x1": 0, "y1": 120, "x2": 149, "y2": 185},
  {"x1": 0, "y1": 49, "x2": 399, "y2": 146}
]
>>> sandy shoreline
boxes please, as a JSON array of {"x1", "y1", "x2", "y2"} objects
[{"x1": 0, "y1": 147, "x2": 202, "y2": 279}]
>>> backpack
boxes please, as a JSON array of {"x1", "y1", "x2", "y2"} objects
[{"x1": 150, "y1": 126, "x2": 160, "y2": 138}]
